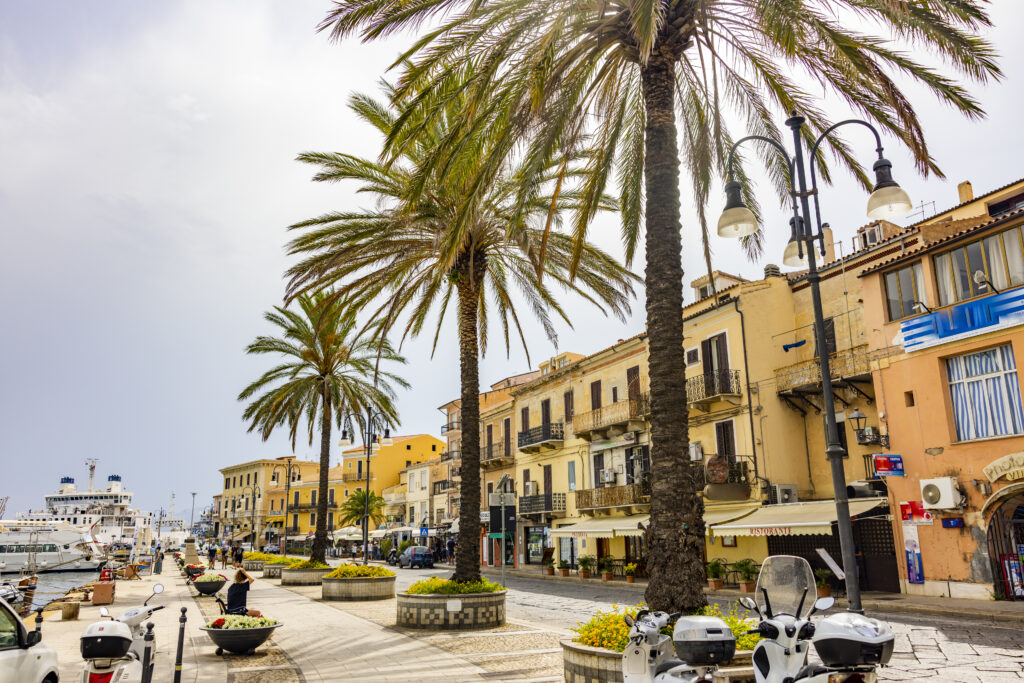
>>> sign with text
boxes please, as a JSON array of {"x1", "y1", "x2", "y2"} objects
[
  {"x1": 899, "y1": 500, "x2": 933, "y2": 525},
  {"x1": 902, "y1": 523, "x2": 924, "y2": 584},
  {"x1": 873, "y1": 454, "x2": 905, "y2": 477},
  {"x1": 815, "y1": 548, "x2": 845, "y2": 580}
]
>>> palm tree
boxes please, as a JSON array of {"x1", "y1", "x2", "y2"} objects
[
  {"x1": 338, "y1": 490, "x2": 386, "y2": 530},
  {"x1": 319, "y1": 0, "x2": 1000, "y2": 611},
  {"x1": 239, "y1": 292, "x2": 407, "y2": 564},
  {"x1": 284, "y1": 78, "x2": 638, "y2": 583}
]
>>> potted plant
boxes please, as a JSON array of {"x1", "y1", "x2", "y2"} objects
[
  {"x1": 598, "y1": 556, "x2": 614, "y2": 582},
  {"x1": 624, "y1": 562, "x2": 637, "y2": 583},
  {"x1": 558, "y1": 560, "x2": 570, "y2": 577},
  {"x1": 706, "y1": 559, "x2": 726, "y2": 590},
  {"x1": 733, "y1": 559, "x2": 758, "y2": 593},
  {"x1": 815, "y1": 569, "x2": 832, "y2": 598},
  {"x1": 397, "y1": 576, "x2": 507, "y2": 630},
  {"x1": 201, "y1": 615, "x2": 282, "y2": 656},
  {"x1": 193, "y1": 572, "x2": 228, "y2": 596},
  {"x1": 545, "y1": 558, "x2": 555, "y2": 576},
  {"x1": 577, "y1": 555, "x2": 593, "y2": 579}
]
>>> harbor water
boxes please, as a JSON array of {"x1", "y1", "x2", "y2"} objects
[{"x1": 13, "y1": 570, "x2": 97, "y2": 610}]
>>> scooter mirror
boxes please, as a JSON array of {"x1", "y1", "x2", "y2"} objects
[
  {"x1": 623, "y1": 615, "x2": 634, "y2": 627},
  {"x1": 152, "y1": 584, "x2": 165, "y2": 594},
  {"x1": 813, "y1": 596, "x2": 835, "y2": 612},
  {"x1": 737, "y1": 597, "x2": 758, "y2": 612},
  {"x1": 99, "y1": 607, "x2": 111, "y2": 618}
]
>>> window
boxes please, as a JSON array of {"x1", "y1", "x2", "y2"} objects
[
  {"x1": 685, "y1": 349, "x2": 699, "y2": 366},
  {"x1": 431, "y1": 444, "x2": 436, "y2": 451},
  {"x1": 409, "y1": 505, "x2": 415, "y2": 521},
  {"x1": 293, "y1": 491, "x2": 299, "y2": 507},
  {"x1": 592, "y1": 452, "x2": 604, "y2": 488},
  {"x1": 884, "y1": 262, "x2": 926, "y2": 321},
  {"x1": 568, "y1": 461, "x2": 576, "y2": 491},
  {"x1": 408, "y1": 476, "x2": 414, "y2": 493},
  {"x1": 697, "y1": 284, "x2": 712, "y2": 300},
  {"x1": 0, "y1": 601, "x2": 20, "y2": 649},
  {"x1": 715, "y1": 420, "x2": 736, "y2": 460},
  {"x1": 224, "y1": 478, "x2": 230, "y2": 490},
  {"x1": 947, "y1": 344, "x2": 1024, "y2": 441},
  {"x1": 814, "y1": 318, "x2": 837, "y2": 356},
  {"x1": 612, "y1": 386, "x2": 619, "y2": 403},
  {"x1": 246, "y1": 473, "x2": 250, "y2": 486},
  {"x1": 327, "y1": 512, "x2": 334, "y2": 529},
  {"x1": 328, "y1": 489, "x2": 334, "y2": 504},
  {"x1": 520, "y1": 407, "x2": 530, "y2": 431},
  {"x1": 563, "y1": 390, "x2": 574, "y2": 421},
  {"x1": 935, "y1": 226, "x2": 1024, "y2": 305},
  {"x1": 310, "y1": 513, "x2": 316, "y2": 526},
  {"x1": 310, "y1": 490, "x2": 317, "y2": 506},
  {"x1": 590, "y1": 380, "x2": 602, "y2": 410},
  {"x1": 988, "y1": 192, "x2": 1024, "y2": 218}
]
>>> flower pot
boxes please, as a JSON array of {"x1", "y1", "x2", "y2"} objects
[
  {"x1": 201, "y1": 624, "x2": 281, "y2": 656},
  {"x1": 559, "y1": 569, "x2": 570, "y2": 577},
  {"x1": 561, "y1": 639, "x2": 624, "y2": 683},
  {"x1": 322, "y1": 575, "x2": 396, "y2": 601},
  {"x1": 626, "y1": 575, "x2": 635, "y2": 584},
  {"x1": 281, "y1": 567, "x2": 330, "y2": 586},
  {"x1": 817, "y1": 586, "x2": 832, "y2": 598},
  {"x1": 194, "y1": 579, "x2": 226, "y2": 596},
  {"x1": 578, "y1": 570, "x2": 590, "y2": 579},
  {"x1": 601, "y1": 572, "x2": 613, "y2": 582},
  {"x1": 396, "y1": 590, "x2": 506, "y2": 630},
  {"x1": 707, "y1": 578, "x2": 724, "y2": 590},
  {"x1": 739, "y1": 580, "x2": 756, "y2": 593},
  {"x1": 545, "y1": 567, "x2": 555, "y2": 576}
]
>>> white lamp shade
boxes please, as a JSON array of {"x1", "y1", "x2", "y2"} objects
[
  {"x1": 371, "y1": 440, "x2": 381, "y2": 451},
  {"x1": 338, "y1": 437, "x2": 352, "y2": 447},
  {"x1": 381, "y1": 436, "x2": 394, "y2": 447},
  {"x1": 783, "y1": 238, "x2": 808, "y2": 268},
  {"x1": 866, "y1": 184, "x2": 912, "y2": 220},
  {"x1": 717, "y1": 205, "x2": 758, "y2": 238}
]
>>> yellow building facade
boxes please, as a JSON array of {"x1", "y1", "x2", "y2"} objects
[{"x1": 218, "y1": 457, "x2": 318, "y2": 547}]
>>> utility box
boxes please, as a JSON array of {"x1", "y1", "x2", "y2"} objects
[{"x1": 91, "y1": 582, "x2": 116, "y2": 606}]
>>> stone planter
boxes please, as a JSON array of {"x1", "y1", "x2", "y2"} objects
[
  {"x1": 707, "y1": 578, "x2": 724, "y2": 590},
  {"x1": 396, "y1": 590, "x2": 505, "y2": 630},
  {"x1": 559, "y1": 569, "x2": 570, "y2": 577},
  {"x1": 322, "y1": 575, "x2": 396, "y2": 601},
  {"x1": 242, "y1": 560, "x2": 265, "y2": 572},
  {"x1": 262, "y1": 564, "x2": 283, "y2": 579},
  {"x1": 562, "y1": 639, "x2": 755, "y2": 683},
  {"x1": 739, "y1": 580, "x2": 756, "y2": 593},
  {"x1": 281, "y1": 567, "x2": 330, "y2": 586}
]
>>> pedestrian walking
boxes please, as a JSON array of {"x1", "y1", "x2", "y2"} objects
[
  {"x1": 445, "y1": 537, "x2": 455, "y2": 564},
  {"x1": 232, "y1": 543, "x2": 244, "y2": 567},
  {"x1": 207, "y1": 544, "x2": 217, "y2": 565}
]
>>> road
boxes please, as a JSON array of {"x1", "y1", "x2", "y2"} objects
[{"x1": 387, "y1": 565, "x2": 1024, "y2": 681}]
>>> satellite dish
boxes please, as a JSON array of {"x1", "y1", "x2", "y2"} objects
[{"x1": 922, "y1": 483, "x2": 942, "y2": 506}]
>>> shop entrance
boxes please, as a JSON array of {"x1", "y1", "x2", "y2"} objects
[{"x1": 988, "y1": 493, "x2": 1024, "y2": 601}]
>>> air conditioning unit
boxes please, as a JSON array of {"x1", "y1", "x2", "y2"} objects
[
  {"x1": 769, "y1": 484, "x2": 798, "y2": 505},
  {"x1": 921, "y1": 477, "x2": 963, "y2": 509},
  {"x1": 688, "y1": 442, "x2": 704, "y2": 462},
  {"x1": 602, "y1": 470, "x2": 617, "y2": 484},
  {"x1": 524, "y1": 481, "x2": 539, "y2": 496}
]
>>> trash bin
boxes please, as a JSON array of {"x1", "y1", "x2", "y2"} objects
[{"x1": 92, "y1": 582, "x2": 116, "y2": 605}]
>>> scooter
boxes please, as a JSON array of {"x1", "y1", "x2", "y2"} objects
[
  {"x1": 737, "y1": 555, "x2": 894, "y2": 683},
  {"x1": 79, "y1": 583, "x2": 166, "y2": 683},
  {"x1": 622, "y1": 610, "x2": 736, "y2": 682}
]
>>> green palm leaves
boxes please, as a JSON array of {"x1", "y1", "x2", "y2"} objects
[{"x1": 338, "y1": 490, "x2": 386, "y2": 529}]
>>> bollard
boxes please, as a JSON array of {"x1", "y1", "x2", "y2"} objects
[
  {"x1": 140, "y1": 622, "x2": 155, "y2": 683},
  {"x1": 173, "y1": 606, "x2": 187, "y2": 683}
]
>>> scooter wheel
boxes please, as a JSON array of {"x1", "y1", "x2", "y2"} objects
[
  {"x1": 247, "y1": 648, "x2": 256, "y2": 655},
  {"x1": 216, "y1": 647, "x2": 224, "y2": 656}
]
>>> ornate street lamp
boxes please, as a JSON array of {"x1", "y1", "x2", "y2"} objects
[
  {"x1": 717, "y1": 111, "x2": 911, "y2": 613},
  {"x1": 339, "y1": 410, "x2": 393, "y2": 565},
  {"x1": 271, "y1": 458, "x2": 299, "y2": 554}
]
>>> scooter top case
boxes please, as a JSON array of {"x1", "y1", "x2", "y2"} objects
[
  {"x1": 812, "y1": 612, "x2": 894, "y2": 668},
  {"x1": 672, "y1": 615, "x2": 736, "y2": 666},
  {"x1": 80, "y1": 620, "x2": 133, "y2": 660}
]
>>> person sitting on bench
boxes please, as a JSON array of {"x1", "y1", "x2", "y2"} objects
[{"x1": 226, "y1": 568, "x2": 262, "y2": 617}]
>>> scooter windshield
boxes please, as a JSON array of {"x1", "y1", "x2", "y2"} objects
[{"x1": 754, "y1": 555, "x2": 816, "y2": 619}]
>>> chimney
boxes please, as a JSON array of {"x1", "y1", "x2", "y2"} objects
[
  {"x1": 958, "y1": 181, "x2": 974, "y2": 204},
  {"x1": 821, "y1": 224, "x2": 836, "y2": 264},
  {"x1": 764, "y1": 264, "x2": 781, "y2": 278}
]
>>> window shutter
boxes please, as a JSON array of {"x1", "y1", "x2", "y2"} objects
[
  {"x1": 701, "y1": 338, "x2": 713, "y2": 375},
  {"x1": 715, "y1": 334, "x2": 730, "y2": 371},
  {"x1": 591, "y1": 380, "x2": 602, "y2": 410},
  {"x1": 564, "y1": 390, "x2": 574, "y2": 421},
  {"x1": 521, "y1": 407, "x2": 530, "y2": 432},
  {"x1": 627, "y1": 366, "x2": 641, "y2": 402}
]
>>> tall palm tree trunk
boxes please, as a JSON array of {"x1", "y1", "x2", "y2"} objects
[
  {"x1": 311, "y1": 383, "x2": 332, "y2": 564},
  {"x1": 641, "y1": 52, "x2": 706, "y2": 613},
  {"x1": 454, "y1": 254, "x2": 485, "y2": 583}
]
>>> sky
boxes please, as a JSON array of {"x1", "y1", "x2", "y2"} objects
[{"x1": 1, "y1": 1, "x2": 1022, "y2": 518}]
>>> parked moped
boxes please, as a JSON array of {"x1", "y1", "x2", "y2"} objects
[{"x1": 79, "y1": 583, "x2": 165, "y2": 683}]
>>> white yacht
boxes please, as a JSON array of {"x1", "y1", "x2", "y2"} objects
[{"x1": 0, "y1": 520, "x2": 105, "y2": 574}]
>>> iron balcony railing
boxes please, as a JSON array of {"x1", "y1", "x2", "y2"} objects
[
  {"x1": 685, "y1": 369, "x2": 742, "y2": 403},
  {"x1": 441, "y1": 420, "x2": 462, "y2": 435},
  {"x1": 689, "y1": 454, "x2": 755, "y2": 489},
  {"x1": 342, "y1": 470, "x2": 371, "y2": 482},
  {"x1": 519, "y1": 492, "x2": 567, "y2": 515},
  {"x1": 289, "y1": 502, "x2": 339, "y2": 511},
  {"x1": 774, "y1": 344, "x2": 872, "y2": 393},
  {"x1": 575, "y1": 480, "x2": 651, "y2": 510},
  {"x1": 518, "y1": 422, "x2": 565, "y2": 449},
  {"x1": 433, "y1": 479, "x2": 455, "y2": 495},
  {"x1": 480, "y1": 442, "x2": 510, "y2": 463},
  {"x1": 572, "y1": 392, "x2": 650, "y2": 435}
]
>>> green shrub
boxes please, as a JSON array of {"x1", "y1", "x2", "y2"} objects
[
  {"x1": 814, "y1": 568, "x2": 832, "y2": 588},
  {"x1": 557, "y1": 559, "x2": 569, "y2": 570},
  {"x1": 706, "y1": 558, "x2": 726, "y2": 579},
  {"x1": 380, "y1": 538, "x2": 392, "y2": 558},
  {"x1": 623, "y1": 563, "x2": 637, "y2": 576},
  {"x1": 264, "y1": 555, "x2": 297, "y2": 565},
  {"x1": 325, "y1": 564, "x2": 395, "y2": 579},
  {"x1": 405, "y1": 576, "x2": 504, "y2": 595},
  {"x1": 287, "y1": 559, "x2": 328, "y2": 570},
  {"x1": 598, "y1": 556, "x2": 614, "y2": 573},
  {"x1": 578, "y1": 556, "x2": 594, "y2": 571},
  {"x1": 397, "y1": 539, "x2": 413, "y2": 556},
  {"x1": 733, "y1": 558, "x2": 758, "y2": 582}
]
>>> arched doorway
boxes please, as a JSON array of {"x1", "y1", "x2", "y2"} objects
[{"x1": 987, "y1": 488, "x2": 1024, "y2": 601}]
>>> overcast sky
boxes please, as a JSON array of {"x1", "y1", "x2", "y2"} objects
[{"x1": 1, "y1": 2, "x2": 1022, "y2": 518}]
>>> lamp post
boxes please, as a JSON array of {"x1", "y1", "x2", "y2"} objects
[
  {"x1": 189, "y1": 492, "x2": 196, "y2": 539},
  {"x1": 717, "y1": 111, "x2": 912, "y2": 613},
  {"x1": 339, "y1": 409, "x2": 393, "y2": 565},
  {"x1": 241, "y1": 484, "x2": 261, "y2": 552},
  {"x1": 271, "y1": 458, "x2": 298, "y2": 554}
]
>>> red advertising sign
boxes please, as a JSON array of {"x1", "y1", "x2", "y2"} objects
[{"x1": 899, "y1": 500, "x2": 933, "y2": 525}]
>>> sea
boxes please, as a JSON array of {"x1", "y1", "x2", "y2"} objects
[{"x1": 6, "y1": 569, "x2": 98, "y2": 610}]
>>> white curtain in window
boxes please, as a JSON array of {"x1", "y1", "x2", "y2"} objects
[
  {"x1": 947, "y1": 345, "x2": 1024, "y2": 441},
  {"x1": 935, "y1": 253, "x2": 955, "y2": 306},
  {"x1": 985, "y1": 235, "x2": 1010, "y2": 289},
  {"x1": 1004, "y1": 227, "x2": 1024, "y2": 286}
]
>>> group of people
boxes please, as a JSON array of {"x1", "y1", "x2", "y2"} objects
[
  {"x1": 199, "y1": 541, "x2": 259, "y2": 617},
  {"x1": 204, "y1": 541, "x2": 245, "y2": 569}
]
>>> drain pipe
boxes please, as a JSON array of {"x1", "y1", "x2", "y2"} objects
[{"x1": 732, "y1": 299, "x2": 759, "y2": 483}]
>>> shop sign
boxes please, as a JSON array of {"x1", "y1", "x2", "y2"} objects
[
  {"x1": 899, "y1": 500, "x2": 933, "y2": 525},
  {"x1": 872, "y1": 454, "x2": 904, "y2": 477},
  {"x1": 749, "y1": 527, "x2": 792, "y2": 536},
  {"x1": 900, "y1": 287, "x2": 1024, "y2": 352},
  {"x1": 902, "y1": 523, "x2": 924, "y2": 584},
  {"x1": 983, "y1": 451, "x2": 1024, "y2": 483}
]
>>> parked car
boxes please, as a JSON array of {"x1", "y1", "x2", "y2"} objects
[
  {"x1": 398, "y1": 546, "x2": 435, "y2": 569},
  {"x1": 262, "y1": 544, "x2": 280, "y2": 553},
  {"x1": 0, "y1": 597, "x2": 58, "y2": 683}
]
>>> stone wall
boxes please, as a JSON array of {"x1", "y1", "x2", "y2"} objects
[
  {"x1": 281, "y1": 567, "x2": 329, "y2": 586},
  {"x1": 561, "y1": 639, "x2": 623, "y2": 683},
  {"x1": 322, "y1": 576, "x2": 396, "y2": 601},
  {"x1": 262, "y1": 565, "x2": 282, "y2": 579},
  {"x1": 396, "y1": 591, "x2": 505, "y2": 630}
]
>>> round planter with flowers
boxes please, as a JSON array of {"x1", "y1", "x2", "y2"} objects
[
  {"x1": 321, "y1": 564, "x2": 396, "y2": 601},
  {"x1": 193, "y1": 573, "x2": 228, "y2": 596},
  {"x1": 397, "y1": 577, "x2": 506, "y2": 630},
  {"x1": 280, "y1": 560, "x2": 330, "y2": 586},
  {"x1": 201, "y1": 615, "x2": 281, "y2": 656}
]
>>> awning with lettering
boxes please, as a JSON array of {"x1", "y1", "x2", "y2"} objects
[
  {"x1": 711, "y1": 499, "x2": 887, "y2": 537},
  {"x1": 550, "y1": 518, "x2": 616, "y2": 539}
]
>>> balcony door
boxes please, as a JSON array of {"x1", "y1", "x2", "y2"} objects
[
  {"x1": 541, "y1": 399, "x2": 551, "y2": 428},
  {"x1": 593, "y1": 452, "x2": 605, "y2": 489},
  {"x1": 715, "y1": 420, "x2": 736, "y2": 463},
  {"x1": 543, "y1": 464, "x2": 552, "y2": 497},
  {"x1": 503, "y1": 418, "x2": 511, "y2": 456},
  {"x1": 590, "y1": 380, "x2": 602, "y2": 410},
  {"x1": 701, "y1": 333, "x2": 729, "y2": 394},
  {"x1": 521, "y1": 407, "x2": 530, "y2": 432},
  {"x1": 627, "y1": 366, "x2": 640, "y2": 402}
]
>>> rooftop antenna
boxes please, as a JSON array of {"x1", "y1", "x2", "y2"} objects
[
  {"x1": 906, "y1": 199, "x2": 936, "y2": 223},
  {"x1": 85, "y1": 458, "x2": 99, "y2": 492},
  {"x1": 0, "y1": 496, "x2": 7, "y2": 518}
]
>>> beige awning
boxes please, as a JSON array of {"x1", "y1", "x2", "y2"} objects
[
  {"x1": 551, "y1": 516, "x2": 649, "y2": 539},
  {"x1": 369, "y1": 529, "x2": 388, "y2": 539},
  {"x1": 711, "y1": 499, "x2": 887, "y2": 537}
]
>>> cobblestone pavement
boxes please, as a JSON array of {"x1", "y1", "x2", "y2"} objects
[{"x1": 392, "y1": 567, "x2": 1024, "y2": 681}]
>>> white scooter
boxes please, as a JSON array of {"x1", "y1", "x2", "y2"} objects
[
  {"x1": 737, "y1": 556, "x2": 894, "y2": 683},
  {"x1": 622, "y1": 610, "x2": 737, "y2": 682},
  {"x1": 79, "y1": 583, "x2": 165, "y2": 683}
]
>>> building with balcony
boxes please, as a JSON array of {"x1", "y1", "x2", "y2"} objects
[
  {"x1": 219, "y1": 457, "x2": 319, "y2": 549},
  {"x1": 339, "y1": 433, "x2": 444, "y2": 500},
  {"x1": 860, "y1": 177, "x2": 1024, "y2": 601}
]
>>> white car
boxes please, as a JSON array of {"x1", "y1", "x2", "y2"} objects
[{"x1": 0, "y1": 597, "x2": 59, "y2": 683}]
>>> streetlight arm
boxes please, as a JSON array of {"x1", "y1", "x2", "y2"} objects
[{"x1": 725, "y1": 134, "x2": 794, "y2": 180}]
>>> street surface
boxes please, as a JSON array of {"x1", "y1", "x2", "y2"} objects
[{"x1": 389, "y1": 565, "x2": 1024, "y2": 681}]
